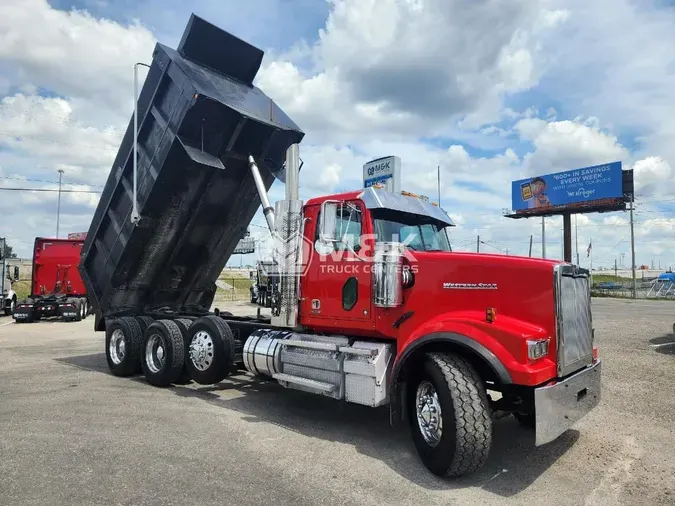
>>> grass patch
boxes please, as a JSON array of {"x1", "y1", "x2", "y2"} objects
[
  {"x1": 591, "y1": 274, "x2": 626, "y2": 283},
  {"x1": 216, "y1": 276, "x2": 253, "y2": 301},
  {"x1": 11, "y1": 280, "x2": 31, "y2": 300}
]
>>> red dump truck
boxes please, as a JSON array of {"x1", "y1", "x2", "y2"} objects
[
  {"x1": 79, "y1": 14, "x2": 601, "y2": 477},
  {"x1": 13, "y1": 237, "x2": 89, "y2": 323}
]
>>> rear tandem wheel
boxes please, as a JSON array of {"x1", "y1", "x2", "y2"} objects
[
  {"x1": 141, "y1": 319, "x2": 185, "y2": 387},
  {"x1": 184, "y1": 315, "x2": 235, "y2": 385},
  {"x1": 105, "y1": 317, "x2": 144, "y2": 376}
]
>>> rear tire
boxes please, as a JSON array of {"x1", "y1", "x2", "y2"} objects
[
  {"x1": 81, "y1": 299, "x2": 88, "y2": 319},
  {"x1": 407, "y1": 353, "x2": 492, "y2": 477},
  {"x1": 173, "y1": 318, "x2": 194, "y2": 385},
  {"x1": 73, "y1": 299, "x2": 83, "y2": 322},
  {"x1": 141, "y1": 319, "x2": 185, "y2": 387},
  {"x1": 135, "y1": 316, "x2": 155, "y2": 335},
  {"x1": 105, "y1": 317, "x2": 143, "y2": 376},
  {"x1": 185, "y1": 316, "x2": 234, "y2": 385}
]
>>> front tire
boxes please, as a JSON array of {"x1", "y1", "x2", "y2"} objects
[
  {"x1": 141, "y1": 320, "x2": 185, "y2": 387},
  {"x1": 185, "y1": 316, "x2": 234, "y2": 385},
  {"x1": 105, "y1": 317, "x2": 143, "y2": 376},
  {"x1": 407, "y1": 353, "x2": 492, "y2": 477}
]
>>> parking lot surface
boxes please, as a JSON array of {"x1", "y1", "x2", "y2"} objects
[{"x1": 1, "y1": 298, "x2": 675, "y2": 505}]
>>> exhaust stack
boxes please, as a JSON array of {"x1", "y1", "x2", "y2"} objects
[
  {"x1": 272, "y1": 143, "x2": 303, "y2": 329},
  {"x1": 248, "y1": 155, "x2": 276, "y2": 233},
  {"x1": 285, "y1": 143, "x2": 300, "y2": 201}
]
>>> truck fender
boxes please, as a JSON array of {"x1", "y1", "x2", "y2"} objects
[{"x1": 388, "y1": 332, "x2": 512, "y2": 427}]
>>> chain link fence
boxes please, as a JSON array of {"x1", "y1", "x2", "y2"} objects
[{"x1": 214, "y1": 277, "x2": 254, "y2": 302}]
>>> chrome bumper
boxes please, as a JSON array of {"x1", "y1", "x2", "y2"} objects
[{"x1": 535, "y1": 360, "x2": 601, "y2": 446}]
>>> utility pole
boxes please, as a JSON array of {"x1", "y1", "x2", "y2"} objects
[
  {"x1": 629, "y1": 195, "x2": 636, "y2": 299},
  {"x1": 575, "y1": 214, "x2": 580, "y2": 265},
  {"x1": 615, "y1": 258, "x2": 618, "y2": 279},
  {"x1": 529, "y1": 235, "x2": 533, "y2": 257},
  {"x1": 477, "y1": 235, "x2": 480, "y2": 253},
  {"x1": 56, "y1": 169, "x2": 64, "y2": 238},
  {"x1": 437, "y1": 165, "x2": 441, "y2": 208},
  {"x1": 541, "y1": 216, "x2": 546, "y2": 259}
]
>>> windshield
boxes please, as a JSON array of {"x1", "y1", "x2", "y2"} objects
[{"x1": 372, "y1": 209, "x2": 452, "y2": 252}]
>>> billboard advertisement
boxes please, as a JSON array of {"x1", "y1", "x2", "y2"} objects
[
  {"x1": 363, "y1": 155, "x2": 401, "y2": 193},
  {"x1": 511, "y1": 161, "x2": 623, "y2": 213},
  {"x1": 67, "y1": 232, "x2": 88, "y2": 240}
]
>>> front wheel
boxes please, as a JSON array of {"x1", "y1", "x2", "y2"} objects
[{"x1": 407, "y1": 353, "x2": 492, "y2": 477}]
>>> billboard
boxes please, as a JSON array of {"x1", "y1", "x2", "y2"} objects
[
  {"x1": 67, "y1": 232, "x2": 88, "y2": 240},
  {"x1": 363, "y1": 156, "x2": 401, "y2": 193},
  {"x1": 511, "y1": 161, "x2": 624, "y2": 214}
]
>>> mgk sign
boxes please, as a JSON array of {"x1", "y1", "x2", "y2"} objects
[{"x1": 363, "y1": 155, "x2": 401, "y2": 193}]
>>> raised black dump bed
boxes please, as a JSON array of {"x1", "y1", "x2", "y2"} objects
[{"x1": 80, "y1": 14, "x2": 304, "y2": 329}]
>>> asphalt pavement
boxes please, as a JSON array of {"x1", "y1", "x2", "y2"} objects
[{"x1": 1, "y1": 298, "x2": 674, "y2": 505}]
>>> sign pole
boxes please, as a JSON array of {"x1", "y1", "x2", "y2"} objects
[
  {"x1": 630, "y1": 194, "x2": 637, "y2": 299},
  {"x1": 575, "y1": 214, "x2": 580, "y2": 265},
  {"x1": 563, "y1": 213, "x2": 572, "y2": 263},
  {"x1": 590, "y1": 237, "x2": 593, "y2": 286},
  {"x1": 541, "y1": 217, "x2": 546, "y2": 259}
]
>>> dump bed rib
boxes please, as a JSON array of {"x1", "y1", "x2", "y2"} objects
[{"x1": 79, "y1": 14, "x2": 304, "y2": 322}]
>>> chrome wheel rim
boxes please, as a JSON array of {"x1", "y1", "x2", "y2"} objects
[
  {"x1": 416, "y1": 381, "x2": 443, "y2": 447},
  {"x1": 189, "y1": 331, "x2": 214, "y2": 371},
  {"x1": 146, "y1": 334, "x2": 165, "y2": 374},
  {"x1": 109, "y1": 329, "x2": 126, "y2": 365}
]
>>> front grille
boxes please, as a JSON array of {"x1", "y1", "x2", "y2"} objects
[{"x1": 555, "y1": 265, "x2": 593, "y2": 377}]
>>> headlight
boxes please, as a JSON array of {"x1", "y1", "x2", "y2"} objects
[{"x1": 527, "y1": 338, "x2": 550, "y2": 361}]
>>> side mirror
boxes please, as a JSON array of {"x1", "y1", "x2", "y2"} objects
[
  {"x1": 319, "y1": 201, "x2": 339, "y2": 243},
  {"x1": 13, "y1": 266, "x2": 19, "y2": 281}
]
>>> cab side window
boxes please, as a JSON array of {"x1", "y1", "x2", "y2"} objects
[
  {"x1": 315, "y1": 202, "x2": 363, "y2": 252},
  {"x1": 335, "y1": 205, "x2": 362, "y2": 251}
]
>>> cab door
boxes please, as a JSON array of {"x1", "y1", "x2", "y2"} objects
[{"x1": 300, "y1": 199, "x2": 374, "y2": 327}]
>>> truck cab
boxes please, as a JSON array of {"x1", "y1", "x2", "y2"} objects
[{"x1": 290, "y1": 186, "x2": 600, "y2": 471}]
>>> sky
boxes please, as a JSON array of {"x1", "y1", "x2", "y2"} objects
[{"x1": 0, "y1": 0, "x2": 674, "y2": 271}]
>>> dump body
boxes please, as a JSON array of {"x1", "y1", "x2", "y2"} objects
[{"x1": 79, "y1": 15, "x2": 304, "y2": 322}]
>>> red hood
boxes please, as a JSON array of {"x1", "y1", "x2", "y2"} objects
[{"x1": 400, "y1": 251, "x2": 560, "y2": 334}]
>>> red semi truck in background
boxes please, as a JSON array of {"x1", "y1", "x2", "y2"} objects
[
  {"x1": 13, "y1": 237, "x2": 90, "y2": 323},
  {"x1": 79, "y1": 14, "x2": 601, "y2": 478}
]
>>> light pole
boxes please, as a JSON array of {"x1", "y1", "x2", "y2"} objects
[
  {"x1": 56, "y1": 169, "x2": 64, "y2": 238},
  {"x1": 132, "y1": 62, "x2": 151, "y2": 224}
]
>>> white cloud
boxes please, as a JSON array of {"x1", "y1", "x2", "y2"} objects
[
  {"x1": 0, "y1": 0, "x2": 156, "y2": 123},
  {"x1": 516, "y1": 117, "x2": 629, "y2": 177},
  {"x1": 257, "y1": 0, "x2": 566, "y2": 140},
  {"x1": 0, "y1": 0, "x2": 673, "y2": 270}
]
